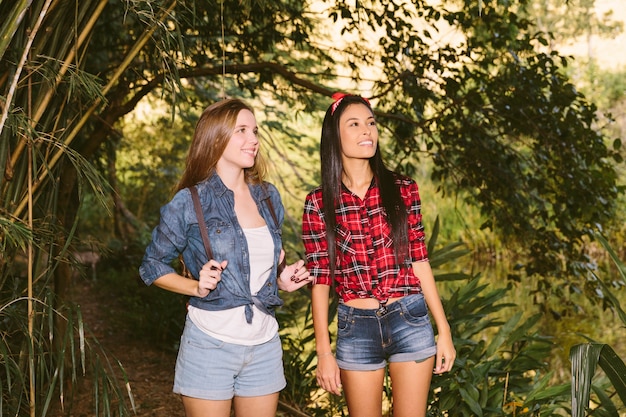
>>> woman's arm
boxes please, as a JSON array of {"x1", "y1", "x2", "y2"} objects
[
  {"x1": 153, "y1": 259, "x2": 227, "y2": 298},
  {"x1": 413, "y1": 260, "x2": 456, "y2": 374},
  {"x1": 302, "y1": 191, "x2": 341, "y2": 392},
  {"x1": 312, "y1": 284, "x2": 342, "y2": 395}
]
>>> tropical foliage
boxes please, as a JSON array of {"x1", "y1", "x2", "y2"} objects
[
  {"x1": 569, "y1": 232, "x2": 626, "y2": 417},
  {"x1": 1, "y1": 0, "x2": 625, "y2": 415}
]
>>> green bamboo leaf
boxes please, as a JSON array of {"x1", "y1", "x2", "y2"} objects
[
  {"x1": 116, "y1": 358, "x2": 137, "y2": 412},
  {"x1": 40, "y1": 364, "x2": 59, "y2": 416},
  {"x1": 0, "y1": 338, "x2": 15, "y2": 393},
  {"x1": 439, "y1": 390, "x2": 458, "y2": 410},
  {"x1": 0, "y1": 216, "x2": 31, "y2": 251}
]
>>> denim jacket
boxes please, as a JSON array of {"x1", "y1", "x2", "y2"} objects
[{"x1": 139, "y1": 173, "x2": 285, "y2": 323}]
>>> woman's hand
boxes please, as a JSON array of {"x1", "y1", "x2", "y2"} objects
[
  {"x1": 197, "y1": 259, "x2": 227, "y2": 298},
  {"x1": 278, "y1": 259, "x2": 311, "y2": 292},
  {"x1": 316, "y1": 353, "x2": 342, "y2": 395},
  {"x1": 434, "y1": 331, "x2": 456, "y2": 374}
]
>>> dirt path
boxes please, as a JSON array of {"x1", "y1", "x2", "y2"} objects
[{"x1": 69, "y1": 278, "x2": 184, "y2": 417}]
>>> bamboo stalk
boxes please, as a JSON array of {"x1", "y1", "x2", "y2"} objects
[
  {"x1": 0, "y1": 0, "x2": 54, "y2": 139},
  {"x1": 6, "y1": 0, "x2": 109, "y2": 167},
  {"x1": 12, "y1": 0, "x2": 178, "y2": 219},
  {"x1": 0, "y1": 0, "x2": 33, "y2": 60},
  {"x1": 27, "y1": 49, "x2": 35, "y2": 417}
]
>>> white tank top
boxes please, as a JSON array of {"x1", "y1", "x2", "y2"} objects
[{"x1": 188, "y1": 225, "x2": 278, "y2": 345}]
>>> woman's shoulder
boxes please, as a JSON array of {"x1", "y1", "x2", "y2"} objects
[
  {"x1": 155, "y1": 187, "x2": 194, "y2": 226},
  {"x1": 166, "y1": 186, "x2": 192, "y2": 208},
  {"x1": 390, "y1": 171, "x2": 417, "y2": 187},
  {"x1": 306, "y1": 184, "x2": 323, "y2": 194},
  {"x1": 259, "y1": 180, "x2": 279, "y2": 194},
  {"x1": 305, "y1": 185, "x2": 323, "y2": 200},
  {"x1": 254, "y1": 181, "x2": 281, "y2": 204}
]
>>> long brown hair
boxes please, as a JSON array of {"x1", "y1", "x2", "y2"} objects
[{"x1": 176, "y1": 98, "x2": 267, "y2": 191}]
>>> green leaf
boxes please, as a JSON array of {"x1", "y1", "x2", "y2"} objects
[
  {"x1": 570, "y1": 343, "x2": 626, "y2": 417},
  {"x1": 594, "y1": 232, "x2": 626, "y2": 282},
  {"x1": 459, "y1": 386, "x2": 483, "y2": 417},
  {"x1": 485, "y1": 310, "x2": 522, "y2": 357},
  {"x1": 597, "y1": 345, "x2": 626, "y2": 406}
]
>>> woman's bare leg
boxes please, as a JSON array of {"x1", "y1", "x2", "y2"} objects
[
  {"x1": 341, "y1": 368, "x2": 386, "y2": 417},
  {"x1": 233, "y1": 393, "x2": 280, "y2": 417},
  {"x1": 181, "y1": 396, "x2": 231, "y2": 417},
  {"x1": 388, "y1": 357, "x2": 435, "y2": 417}
]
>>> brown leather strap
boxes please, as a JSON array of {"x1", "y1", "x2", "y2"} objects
[
  {"x1": 265, "y1": 197, "x2": 279, "y2": 229},
  {"x1": 189, "y1": 186, "x2": 214, "y2": 260},
  {"x1": 191, "y1": 185, "x2": 282, "y2": 272},
  {"x1": 264, "y1": 195, "x2": 285, "y2": 273}
]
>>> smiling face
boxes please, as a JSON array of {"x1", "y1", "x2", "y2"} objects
[
  {"x1": 338, "y1": 103, "x2": 378, "y2": 163},
  {"x1": 217, "y1": 109, "x2": 259, "y2": 173}
]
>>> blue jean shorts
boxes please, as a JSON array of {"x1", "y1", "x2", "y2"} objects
[
  {"x1": 336, "y1": 293, "x2": 436, "y2": 371},
  {"x1": 173, "y1": 316, "x2": 286, "y2": 400}
]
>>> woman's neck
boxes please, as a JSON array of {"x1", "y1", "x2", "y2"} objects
[
  {"x1": 342, "y1": 162, "x2": 373, "y2": 199},
  {"x1": 216, "y1": 166, "x2": 247, "y2": 192}
]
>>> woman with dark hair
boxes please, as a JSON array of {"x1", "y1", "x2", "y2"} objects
[
  {"x1": 140, "y1": 98, "x2": 310, "y2": 417},
  {"x1": 302, "y1": 93, "x2": 455, "y2": 416}
]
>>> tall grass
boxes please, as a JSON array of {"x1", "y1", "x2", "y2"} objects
[{"x1": 0, "y1": 290, "x2": 136, "y2": 416}]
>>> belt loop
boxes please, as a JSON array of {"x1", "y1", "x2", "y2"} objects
[{"x1": 376, "y1": 299, "x2": 389, "y2": 317}]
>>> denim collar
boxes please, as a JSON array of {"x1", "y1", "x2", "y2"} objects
[{"x1": 200, "y1": 173, "x2": 270, "y2": 202}]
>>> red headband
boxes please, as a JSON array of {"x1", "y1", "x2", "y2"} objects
[{"x1": 330, "y1": 92, "x2": 371, "y2": 115}]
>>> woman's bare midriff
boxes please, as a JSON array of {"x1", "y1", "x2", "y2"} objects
[{"x1": 344, "y1": 296, "x2": 404, "y2": 310}]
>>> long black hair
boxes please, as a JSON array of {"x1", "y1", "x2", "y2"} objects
[{"x1": 319, "y1": 95, "x2": 408, "y2": 278}]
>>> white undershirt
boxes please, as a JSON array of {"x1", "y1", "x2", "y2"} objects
[{"x1": 188, "y1": 225, "x2": 278, "y2": 345}]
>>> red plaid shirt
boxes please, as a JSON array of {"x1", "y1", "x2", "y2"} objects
[{"x1": 302, "y1": 175, "x2": 429, "y2": 303}]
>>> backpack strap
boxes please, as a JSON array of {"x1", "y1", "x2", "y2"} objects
[
  {"x1": 189, "y1": 186, "x2": 214, "y2": 260},
  {"x1": 264, "y1": 194, "x2": 286, "y2": 273},
  {"x1": 265, "y1": 197, "x2": 279, "y2": 229},
  {"x1": 190, "y1": 185, "x2": 284, "y2": 273}
]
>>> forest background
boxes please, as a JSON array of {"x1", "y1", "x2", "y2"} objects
[{"x1": 1, "y1": 0, "x2": 626, "y2": 416}]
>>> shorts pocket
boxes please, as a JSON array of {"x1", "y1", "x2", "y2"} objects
[
  {"x1": 184, "y1": 318, "x2": 225, "y2": 350},
  {"x1": 400, "y1": 295, "x2": 430, "y2": 326},
  {"x1": 337, "y1": 307, "x2": 354, "y2": 336}
]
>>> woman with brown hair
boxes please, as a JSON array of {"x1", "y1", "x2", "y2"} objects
[{"x1": 140, "y1": 98, "x2": 310, "y2": 417}]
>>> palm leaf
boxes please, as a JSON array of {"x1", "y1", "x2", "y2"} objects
[{"x1": 570, "y1": 343, "x2": 626, "y2": 417}]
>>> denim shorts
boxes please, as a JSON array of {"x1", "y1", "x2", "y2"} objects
[
  {"x1": 173, "y1": 316, "x2": 286, "y2": 400},
  {"x1": 336, "y1": 293, "x2": 436, "y2": 371}
]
